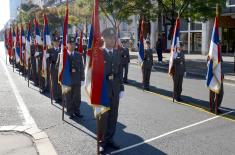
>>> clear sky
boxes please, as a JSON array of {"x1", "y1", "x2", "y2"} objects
[{"x1": 0, "y1": 0, "x2": 10, "y2": 30}]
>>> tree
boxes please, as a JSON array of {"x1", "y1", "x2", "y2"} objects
[{"x1": 157, "y1": 0, "x2": 226, "y2": 39}]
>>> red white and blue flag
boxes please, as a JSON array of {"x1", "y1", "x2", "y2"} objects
[
  {"x1": 78, "y1": 30, "x2": 83, "y2": 54},
  {"x1": 168, "y1": 17, "x2": 180, "y2": 74},
  {"x1": 25, "y1": 22, "x2": 31, "y2": 69},
  {"x1": 206, "y1": 16, "x2": 222, "y2": 93},
  {"x1": 20, "y1": 24, "x2": 25, "y2": 65},
  {"x1": 85, "y1": 0, "x2": 110, "y2": 117},
  {"x1": 8, "y1": 28, "x2": 13, "y2": 59},
  {"x1": 34, "y1": 18, "x2": 42, "y2": 46},
  {"x1": 75, "y1": 28, "x2": 79, "y2": 49},
  {"x1": 138, "y1": 19, "x2": 144, "y2": 64},
  {"x1": 15, "y1": 25, "x2": 20, "y2": 63},
  {"x1": 42, "y1": 14, "x2": 51, "y2": 81},
  {"x1": 58, "y1": 0, "x2": 71, "y2": 94},
  {"x1": 13, "y1": 27, "x2": 16, "y2": 45},
  {"x1": 4, "y1": 29, "x2": 8, "y2": 54}
]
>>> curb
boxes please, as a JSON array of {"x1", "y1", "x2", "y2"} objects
[
  {"x1": 0, "y1": 125, "x2": 57, "y2": 155},
  {"x1": 130, "y1": 62, "x2": 235, "y2": 84}
]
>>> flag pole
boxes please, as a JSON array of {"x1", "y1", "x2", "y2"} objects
[
  {"x1": 215, "y1": 94, "x2": 218, "y2": 114},
  {"x1": 96, "y1": 116, "x2": 101, "y2": 155},
  {"x1": 209, "y1": 90, "x2": 212, "y2": 112},
  {"x1": 28, "y1": 61, "x2": 30, "y2": 87},
  {"x1": 50, "y1": 73, "x2": 54, "y2": 105},
  {"x1": 62, "y1": 98, "x2": 65, "y2": 121}
]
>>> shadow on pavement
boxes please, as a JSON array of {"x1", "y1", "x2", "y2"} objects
[{"x1": 126, "y1": 79, "x2": 235, "y2": 120}]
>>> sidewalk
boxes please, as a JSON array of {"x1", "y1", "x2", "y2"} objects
[
  {"x1": 129, "y1": 51, "x2": 235, "y2": 83},
  {"x1": 0, "y1": 131, "x2": 38, "y2": 155}
]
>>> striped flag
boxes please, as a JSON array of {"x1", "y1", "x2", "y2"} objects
[
  {"x1": 34, "y1": 18, "x2": 42, "y2": 46},
  {"x1": 85, "y1": 0, "x2": 110, "y2": 117},
  {"x1": 168, "y1": 17, "x2": 180, "y2": 75},
  {"x1": 58, "y1": 0, "x2": 71, "y2": 94},
  {"x1": 8, "y1": 28, "x2": 13, "y2": 59},
  {"x1": 75, "y1": 28, "x2": 79, "y2": 50},
  {"x1": 4, "y1": 29, "x2": 8, "y2": 54},
  {"x1": 138, "y1": 19, "x2": 144, "y2": 64},
  {"x1": 206, "y1": 16, "x2": 222, "y2": 94},
  {"x1": 13, "y1": 27, "x2": 16, "y2": 45},
  {"x1": 15, "y1": 25, "x2": 20, "y2": 63},
  {"x1": 42, "y1": 14, "x2": 51, "y2": 82},
  {"x1": 20, "y1": 24, "x2": 25, "y2": 65},
  {"x1": 78, "y1": 30, "x2": 83, "y2": 54},
  {"x1": 25, "y1": 22, "x2": 31, "y2": 69}
]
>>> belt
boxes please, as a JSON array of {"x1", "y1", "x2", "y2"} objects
[{"x1": 107, "y1": 74, "x2": 114, "y2": 80}]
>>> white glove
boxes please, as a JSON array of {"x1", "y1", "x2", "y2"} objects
[
  {"x1": 34, "y1": 51, "x2": 39, "y2": 57},
  {"x1": 119, "y1": 91, "x2": 124, "y2": 99},
  {"x1": 81, "y1": 81, "x2": 85, "y2": 86}
]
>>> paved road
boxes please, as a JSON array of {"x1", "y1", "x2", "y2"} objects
[{"x1": 0, "y1": 42, "x2": 235, "y2": 155}]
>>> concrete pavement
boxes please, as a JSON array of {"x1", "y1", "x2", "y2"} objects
[{"x1": 0, "y1": 131, "x2": 38, "y2": 155}]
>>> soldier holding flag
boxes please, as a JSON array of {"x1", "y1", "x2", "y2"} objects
[
  {"x1": 99, "y1": 28, "x2": 124, "y2": 153},
  {"x1": 48, "y1": 33, "x2": 62, "y2": 103},
  {"x1": 65, "y1": 35, "x2": 85, "y2": 119}
]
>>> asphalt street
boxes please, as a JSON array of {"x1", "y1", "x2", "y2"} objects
[{"x1": 0, "y1": 42, "x2": 235, "y2": 155}]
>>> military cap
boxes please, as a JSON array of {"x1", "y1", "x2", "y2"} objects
[
  {"x1": 67, "y1": 34, "x2": 76, "y2": 44},
  {"x1": 102, "y1": 28, "x2": 116, "y2": 39}
]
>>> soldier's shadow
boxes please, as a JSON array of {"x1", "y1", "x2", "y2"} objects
[{"x1": 63, "y1": 101, "x2": 166, "y2": 154}]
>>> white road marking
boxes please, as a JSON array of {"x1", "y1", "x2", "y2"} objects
[
  {"x1": 0, "y1": 44, "x2": 57, "y2": 154},
  {"x1": 0, "y1": 58, "x2": 36, "y2": 127},
  {"x1": 224, "y1": 82, "x2": 235, "y2": 87},
  {"x1": 111, "y1": 110, "x2": 234, "y2": 154}
]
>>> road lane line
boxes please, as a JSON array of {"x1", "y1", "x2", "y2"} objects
[
  {"x1": 0, "y1": 56, "x2": 58, "y2": 155},
  {"x1": 111, "y1": 110, "x2": 234, "y2": 154},
  {"x1": 0, "y1": 58, "x2": 36, "y2": 127},
  {"x1": 224, "y1": 82, "x2": 235, "y2": 87}
]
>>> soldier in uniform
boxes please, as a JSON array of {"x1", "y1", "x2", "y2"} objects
[
  {"x1": 207, "y1": 56, "x2": 224, "y2": 114},
  {"x1": 48, "y1": 35, "x2": 62, "y2": 103},
  {"x1": 99, "y1": 28, "x2": 124, "y2": 153},
  {"x1": 65, "y1": 35, "x2": 85, "y2": 119},
  {"x1": 142, "y1": 40, "x2": 153, "y2": 91},
  {"x1": 172, "y1": 43, "x2": 185, "y2": 102},
  {"x1": 120, "y1": 42, "x2": 130, "y2": 83},
  {"x1": 30, "y1": 38, "x2": 38, "y2": 85}
]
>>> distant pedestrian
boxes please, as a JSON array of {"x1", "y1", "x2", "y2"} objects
[
  {"x1": 142, "y1": 40, "x2": 153, "y2": 90},
  {"x1": 156, "y1": 34, "x2": 163, "y2": 63},
  {"x1": 120, "y1": 42, "x2": 130, "y2": 83}
]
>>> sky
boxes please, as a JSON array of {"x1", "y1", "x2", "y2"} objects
[{"x1": 0, "y1": 0, "x2": 10, "y2": 30}]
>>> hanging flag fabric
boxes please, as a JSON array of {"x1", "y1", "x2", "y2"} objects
[
  {"x1": 25, "y1": 22, "x2": 31, "y2": 69},
  {"x1": 85, "y1": 0, "x2": 110, "y2": 117},
  {"x1": 168, "y1": 17, "x2": 180, "y2": 75},
  {"x1": 58, "y1": 0, "x2": 71, "y2": 94},
  {"x1": 20, "y1": 24, "x2": 25, "y2": 65},
  {"x1": 75, "y1": 28, "x2": 79, "y2": 50},
  {"x1": 78, "y1": 30, "x2": 83, "y2": 54},
  {"x1": 34, "y1": 18, "x2": 42, "y2": 46},
  {"x1": 8, "y1": 28, "x2": 13, "y2": 59},
  {"x1": 42, "y1": 14, "x2": 51, "y2": 82},
  {"x1": 13, "y1": 27, "x2": 16, "y2": 46},
  {"x1": 4, "y1": 29, "x2": 8, "y2": 55},
  {"x1": 138, "y1": 19, "x2": 144, "y2": 64},
  {"x1": 15, "y1": 25, "x2": 20, "y2": 63},
  {"x1": 206, "y1": 16, "x2": 222, "y2": 94}
]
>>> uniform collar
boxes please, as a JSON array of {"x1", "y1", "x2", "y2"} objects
[{"x1": 104, "y1": 48, "x2": 113, "y2": 53}]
